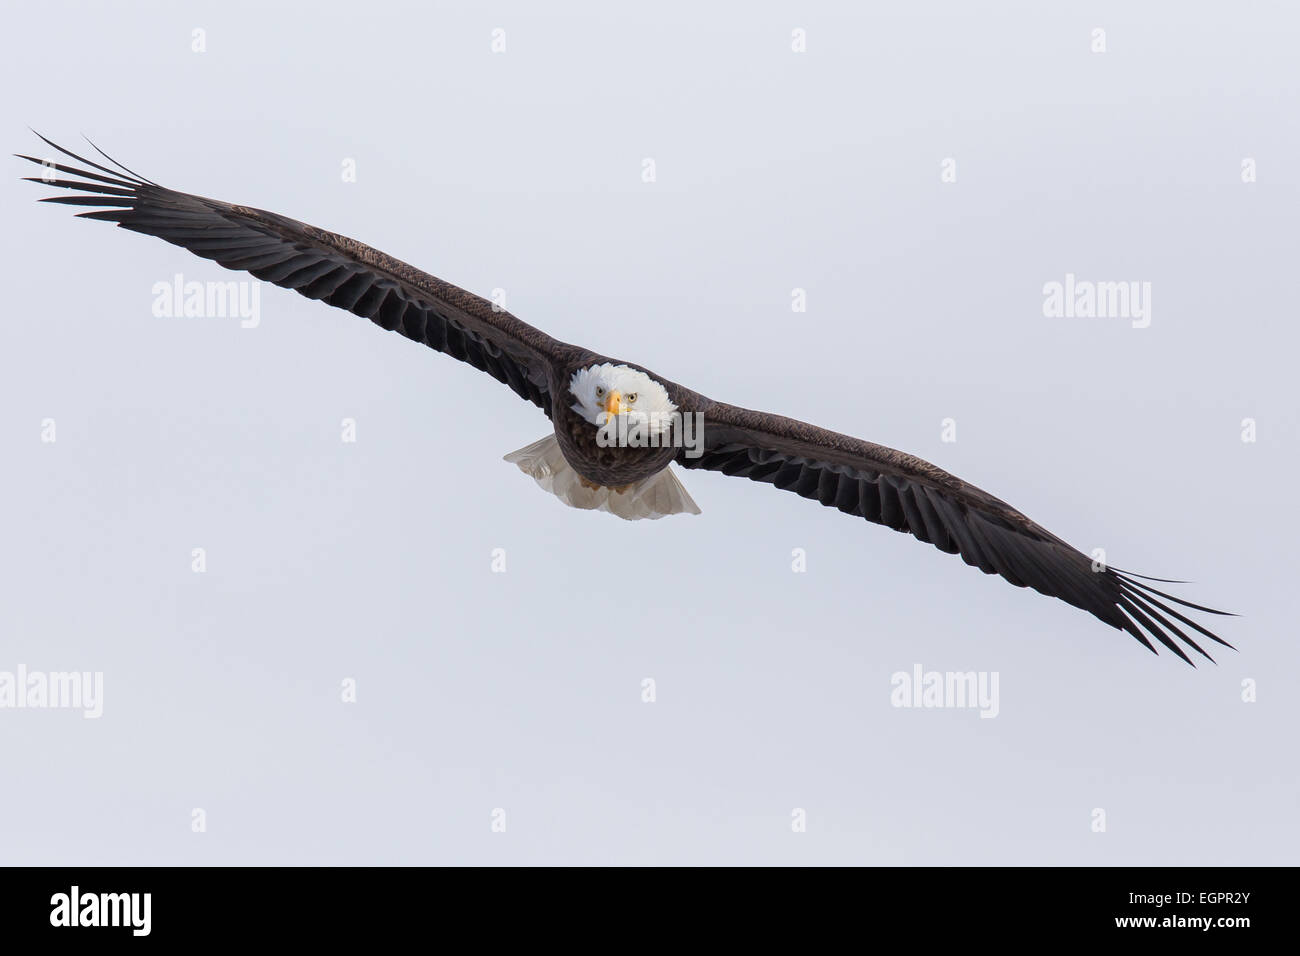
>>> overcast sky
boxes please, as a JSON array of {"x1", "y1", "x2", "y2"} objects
[{"x1": 1, "y1": 0, "x2": 1296, "y2": 865}]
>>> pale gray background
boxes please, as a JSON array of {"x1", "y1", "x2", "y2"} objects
[{"x1": 1, "y1": 1, "x2": 1295, "y2": 865}]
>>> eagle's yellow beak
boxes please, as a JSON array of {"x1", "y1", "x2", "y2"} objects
[{"x1": 604, "y1": 390, "x2": 623, "y2": 417}]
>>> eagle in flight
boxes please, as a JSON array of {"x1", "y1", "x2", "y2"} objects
[{"x1": 20, "y1": 134, "x2": 1234, "y2": 665}]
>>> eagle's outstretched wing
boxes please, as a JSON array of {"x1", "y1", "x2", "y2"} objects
[
  {"x1": 675, "y1": 397, "x2": 1234, "y2": 664},
  {"x1": 20, "y1": 135, "x2": 576, "y2": 413}
]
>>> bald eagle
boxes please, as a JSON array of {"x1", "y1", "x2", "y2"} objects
[{"x1": 21, "y1": 135, "x2": 1234, "y2": 664}]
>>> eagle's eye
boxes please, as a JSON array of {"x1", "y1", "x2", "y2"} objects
[
  {"x1": 595, "y1": 386, "x2": 605, "y2": 398},
  {"x1": 626, "y1": 393, "x2": 637, "y2": 403}
]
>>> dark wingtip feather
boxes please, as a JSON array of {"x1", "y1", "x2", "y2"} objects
[
  {"x1": 1125, "y1": 590, "x2": 1215, "y2": 663},
  {"x1": 1128, "y1": 582, "x2": 1235, "y2": 652},
  {"x1": 1118, "y1": 615, "x2": 1160, "y2": 656},
  {"x1": 28, "y1": 131, "x2": 148, "y2": 186},
  {"x1": 83, "y1": 134, "x2": 159, "y2": 186},
  {"x1": 74, "y1": 209, "x2": 132, "y2": 221},
  {"x1": 22, "y1": 175, "x2": 135, "y2": 195},
  {"x1": 1120, "y1": 596, "x2": 1196, "y2": 666},
  {"x1": 1117, "y1": 572, "x2": 1237, "y2": 617},
  {"x1": 39, "y1": 195, "x2": 129, "y2": 207},
  {"x1": 18, "y1": 153, "x2": 139, "y2": 188},
  {"x1": 1110, "y1": 567, "x2": 1190, "y2": 584},
  {"x1": 1105, "y1": 567, "x2": 1237, "y2": 664},
  {"x1": 21, "y1": 137, "x2": 147, "y2": 227}
]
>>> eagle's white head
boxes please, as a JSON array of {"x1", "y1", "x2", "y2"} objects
[{"x1": 569, "y1": 363, "x2": 676, "y2": 436}]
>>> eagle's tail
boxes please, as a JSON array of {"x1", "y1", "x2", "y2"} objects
[{"x1": 504, "y1": 435, "x2": 701, "y2": 521}]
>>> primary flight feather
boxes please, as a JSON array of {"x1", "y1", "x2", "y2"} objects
[{"x1": 20, "y1": 134, "x2": 1235, "y2": 664}]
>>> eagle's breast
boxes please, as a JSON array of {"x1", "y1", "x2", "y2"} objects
[{"x1": 553, "y1": 401, "x2": 677, "y2": 487}]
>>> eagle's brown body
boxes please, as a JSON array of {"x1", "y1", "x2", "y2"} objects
[{"x1": 551, "y1": 360, "x2": 678, "y2": 488}]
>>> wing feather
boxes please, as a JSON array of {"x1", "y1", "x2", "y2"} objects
[
  {"x1": 675, "y1": 397, "x2": 1234, "y2": 663},
  {"x1": 21, "y1": 136, "x2": 578, "y2": 413}
]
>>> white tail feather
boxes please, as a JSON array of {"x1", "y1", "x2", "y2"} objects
[{"x1": 503, "y1": 434, "x2": 701, "y2": 521}]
